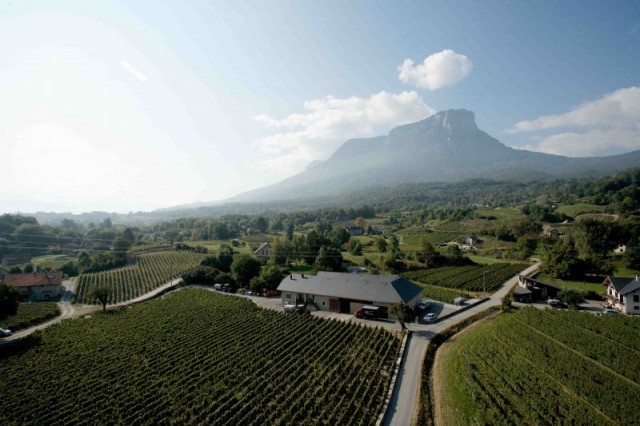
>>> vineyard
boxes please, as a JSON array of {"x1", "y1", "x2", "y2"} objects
[
  {"x1": 402, "y1": 263, "x2": 527, "y2": 293},
  {"x1": 0, "y1": 302, "x2": 60, "y2": 331},
  {"x1": 418, "y1": 285, "x2": 472, "y2": 305},
  {"x1": 0, "y1": 289, "x2": 399, "y2": 425},
  {"x1": 439, "y1": 308, "x2": 640, "y2": 425},
  {"x1": 75, "y1": 251, "x2": 204, "y2": 305}
]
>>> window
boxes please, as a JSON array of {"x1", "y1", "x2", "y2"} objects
[
  {"x1": 634, "y1": 295, "x2": 639, "y2": 303},
  {"x1": 635, "y1": 306, "x2": 639, "y2": 311},
  {"x1": 286, "y1": 294, "x2": 291, "y2": 299},
  {"x1": 322, "y1": 301, "x2": 325, "y2": 306}
]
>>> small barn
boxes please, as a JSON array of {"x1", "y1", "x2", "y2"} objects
[
  {"x1": 277, "y1": 272, "x2": 422, "y2": 318},
  {"x1": 517, "y1": 275, "x2": 561, "y2": 301}
]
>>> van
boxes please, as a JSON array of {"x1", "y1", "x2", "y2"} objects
[{"x1": 355, "y1": 305, "x2": 381, "y2": 320}]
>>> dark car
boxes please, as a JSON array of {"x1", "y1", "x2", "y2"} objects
[
  {"x1": 0, "y1": 328, "x2": 12, "y2": 337},
  {"x1": 548, "y1": 299, "x2": 568, "y2": 308},
  {"x1": 355, "y1": 305, "x2": 381, "y2": 320}
]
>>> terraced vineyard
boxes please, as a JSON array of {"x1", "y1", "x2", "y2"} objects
[
  {"x1": 402, "y1": 263, "x2": 527, "y2": 293},
  {"x1": 439, "y1": 308, "x2": 640, "y2": 425},
  {"x1": 75, "y1": 251, "x2": 204, "y2": 305},
  {"x1": 0, "y1": 302, "x2": 60, "y2": 331},
  {"x1": 0, "y1": 289, "x2": 399, "y2": 425}
]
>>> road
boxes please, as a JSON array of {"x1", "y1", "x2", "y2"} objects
[
  {"x1": 0, "y1": 277, "x2": 183, "y2": 346},
  {"x1": 383, "y1": 262, "x2": 540, "y2": 426}
]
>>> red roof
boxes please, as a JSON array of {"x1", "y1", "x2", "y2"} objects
[{"x1": 1, "y1": 271, "x2": 63, "y2": 288}]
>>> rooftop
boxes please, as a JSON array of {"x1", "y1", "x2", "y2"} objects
[{"x1": 277, "y1": 271, "x2": 422, "y2": 304}]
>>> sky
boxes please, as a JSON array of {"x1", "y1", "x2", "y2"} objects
[{"x1": 1, "y1": 0, "x2": 639, "y2": 213}]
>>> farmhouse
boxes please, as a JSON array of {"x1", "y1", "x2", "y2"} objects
[
  {"x1": 254, "y1": 242, "x2": 272, "y2": 260},
  {"x1": 0, "y1": 271, "x2": 63, "y2": 301},
  {"x1": 277, "y1": 271, "x2": 422, "y2": 318},
  {"x1": 603, "y1": 276, "x2": 640, "y2": 314},
  {"x1": 344, "y1": 226, "x2": 364, "y2": 236}
]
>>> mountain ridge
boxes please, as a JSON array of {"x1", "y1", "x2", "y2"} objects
[{"x1": 221, "y1": 109, "x2": 640, "y2": 204}]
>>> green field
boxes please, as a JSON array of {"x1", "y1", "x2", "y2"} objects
[
  {"x1": 418, "y1": 285, "x2": 472, "y2": 304},
  {"x1": 402, "y1": 263, "x2": 528, "y2": 293},
  {"x1": 439, "y1": 308, "x2": 640, "y2": 425},
  {"x1": 556, "y1": 203, "x2": 606, "y2": 217},
  {"x1": 535, "y1": 273, "x2": 606, "y2": 295},
  {"x1": 0, "y1": 302, "x2": 60, "y2": 331},
  {"x1": 32, "y1": 255, "x2": 76, "y2": 271},
  {"x1": 0, "y1": 289, "x2": 399, "y2": 425},
  {"x1": 75, "y1": 251, "x2": 204, "y2": 305}
]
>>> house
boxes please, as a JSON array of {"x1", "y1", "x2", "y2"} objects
[
  {"x1": 603, "y1": 276, "x2": 640, "y2": 314},
  {"x1": 254, "y1": 242, "x2": 272, "y2": 260},
  {"x1": 277, "y1": 271, "x2": 422, "y2": 318},
  {"x1": 542, "y1": 224, "x2": 560, "y2": 238},
  {"x1": 517, "y1": 275, "x2": 561, "y2": 301},
  {"x1": 465, "y1": 234, "x2": 479, "y2": 247},
  {"x1": 0, "y1": 271, "x2": 63, "y2": 301},
  {"x1": 344, "y1": 226, "x2": 364, "y2": 236},
  {"x1": 1, "y1": 253, "x2": 32, "y2": 266}
]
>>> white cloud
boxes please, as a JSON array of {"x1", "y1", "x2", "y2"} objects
[
  {"x1": 251, "y1": 91, "x2": 434, "y2": 175},
  {"x1": 509, "y1": 87, "x2": 640, "y2": 156},
  {"x1": 398, "y1": 50, "x2": 473, "y2": 90},
  {"x1": 120, "y1": 60, "x2": 147, "y2": 82}
]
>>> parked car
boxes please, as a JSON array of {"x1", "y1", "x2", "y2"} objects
[
  {"x1": 355, "y1": 305, "x2": 382, "y2": 320},
  {"x1": 0, "y1": 328, "x2": 12, "y2": 337},
  {"x1": 416, "y1": 300, "x2": 431, "y2": 311},
  {"x1": 423, "y1": 313, "x2": 437, "y2": 323},
  {"x1": 283, "y1": 304, "x2": 307, "y2": 315},
  {"x1": 548, "y1": 299, "x2": 568, "y2": 309},
  {"x1": 602, "y1": 308, "x2": 620, "y2": 315}
]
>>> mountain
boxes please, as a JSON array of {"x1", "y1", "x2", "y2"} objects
[{"x1": 229, "y1": 109, "x2": 640, "y2": 202}]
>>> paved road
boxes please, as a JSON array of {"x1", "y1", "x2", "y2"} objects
[{"x1": 383, "y1": 262, "x2": 540, "y2": 426}]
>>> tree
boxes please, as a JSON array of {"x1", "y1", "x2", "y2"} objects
[
  {"x1": 557, "y1": 289, "x2": 585, "y2": 308},
  {"x1": 315, "y1": 246, "x2": 343, "y2": 272},
  {"x1": 231, "y1": 254, "x2": 262, "y2": 285},
  {"x1": 542, "y1": 243, "x2": 581, "y2": 279},
  {"x1": 23, "y1": 264, "x2": 34, "y2": 273},
  {"x1": 419, "y1": 238, "x2": 437, "y2": 266},
  {"x1": 0, "y1": 284, "x2": 20, "y2": 319},
  {"x1": 389, "y1": 303, "x2": 413, "y2": 326},
  {"x1": 501, "y1": 293, "x2": 512, "y2": 312},
  {"x1": 112, "y1": 237, "x2": 131, "y2": 255},
  {"x1": 122, "y1": 227, "x2": 136, "y2": 244},
  {"x1": 254, "y1": 216, "x2": 269, "y2": 233},
  {"x1": 218, "y1": 244, "x2": 234, "y2": 272},
  {"x1": 91, "y1": 287, "x2": 111, "y2": 312},
  {"x1": 375, "y1": 238, "x2": 388, "y2": 253},
  {"x1": 624, "y1": 245, "x2": 640, "y2": 272}
]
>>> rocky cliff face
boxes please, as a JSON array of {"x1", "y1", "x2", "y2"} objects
[{"x1": 229, "y1": 109, "x2": 640, "y2": 202}]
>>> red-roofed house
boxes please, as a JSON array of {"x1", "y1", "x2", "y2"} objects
[{"x1": 0, "y1": 271, "x2": 63, "y2": 301}]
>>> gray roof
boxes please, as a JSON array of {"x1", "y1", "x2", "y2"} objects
[
  {"x1": 277, "y1": 271, "x2": 422, "y2": 304},
  {"x1": 605, "y1": 276, "x2": 640, "y2": 294}
]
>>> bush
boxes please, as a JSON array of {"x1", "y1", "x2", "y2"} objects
[{"x1": 181, "y1": 266, "x2": 220, "y2": 286}]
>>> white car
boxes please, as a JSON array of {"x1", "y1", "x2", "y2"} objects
[
  {"x1": 417, "y1": 301, "x2": 431, "y2": 311},
  {"x1": 602, "y1": 308, "x2": 620, "y2": 315},
  {"x1": 423, "y1": 313, "x2": 437, "y2": 323},
  {"x1": 0, "y1": 328, "x2": 12, "y2": 337}
]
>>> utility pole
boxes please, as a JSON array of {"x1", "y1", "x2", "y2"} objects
[{"x1": 483, "y1": 269, "x2": 486, "y2": 297}]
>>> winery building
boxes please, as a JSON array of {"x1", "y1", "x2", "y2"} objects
[{"x1": 277, "y1": 271, "x2": 422, "y2": 317}]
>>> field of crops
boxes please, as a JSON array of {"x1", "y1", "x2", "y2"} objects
[
  {"x1": 402, "y1": 263, "x2": 527, "y2": 293},
  {"x1": 0, "y1": 302, "x2": 60, "y2": 331},
  {"x1": 439, "y1": 308, "x2": 640, "y2": 425},
  {"x1": 418, "y1": 285, "x2": 472, "y2": 304},
  {"x1": 75, "y1": 251, "x2": 204, "y2": 305},
  {"x1": 0, "y1": 289, "x2": 399, "y2": 425}
]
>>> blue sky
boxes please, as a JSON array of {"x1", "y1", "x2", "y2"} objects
[{"x1": 2, "y1": 0, "x2": 639, "y2": 213}]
